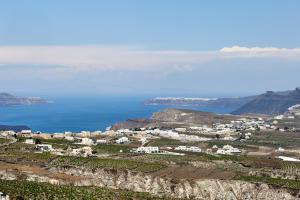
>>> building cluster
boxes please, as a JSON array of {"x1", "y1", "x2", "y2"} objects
[
  {"x1": 274, "y1": 104, "x2": 300, "y2": 120},
  {"x1": 135, "y1": 146, "x2": 160, "y2": 154},
  {"x1": 211, "y1": 145, "x2": 242, "y2": 155},
  {"x1": 174, "y1": 146, "x2": 201, "y2": 152},
  {"x1": 145, "y1": 129, "x2": 211, "y2": 142},
  {"x1": 214, "y1": 118, "x2": 276, "y2": 132}
]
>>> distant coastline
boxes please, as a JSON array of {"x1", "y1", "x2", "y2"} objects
[{"x1": 0, "y1": 93, "x2": 47, "y2": 107}]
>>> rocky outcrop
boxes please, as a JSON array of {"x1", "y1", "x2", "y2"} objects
[
  {"x1": 110, "y1": 108, "x2": 239, "y2": 130},
  {"x1": 151, "y1": 108, "x2": 238, "y2": 127},
  {"x1": 0, "y1": 167, "x2": 298, "y2": 199},
  {"x1": 49, "y1": 167, "x2": 297, "y2": 200},
  {"x1": 110, "y1": 119, "x2": 150, "y2": 131}
]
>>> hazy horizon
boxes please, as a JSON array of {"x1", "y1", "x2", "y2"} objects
[{"x1": 1, "y1": 0, "x2": 300, "y2": 96}]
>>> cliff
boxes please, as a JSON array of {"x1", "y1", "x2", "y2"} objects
[
  {"x1": 0, "y1": 167, "x2": 297, "y2": 200},
  {"x1": 232, "y1": 88, "x2": 300, "y2": 115}
]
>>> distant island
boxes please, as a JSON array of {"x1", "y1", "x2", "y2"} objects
[
  {"x1": 0, "y1": 93, "x2": 47, "y2": 106},
  {"x1": 0, "y1": 125, "x2": 31, "y2": 132},
  {"x1": 146, "y1": 87, "x2": 300, "y2": 115}
]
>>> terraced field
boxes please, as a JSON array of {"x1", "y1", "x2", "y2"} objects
[
  {"x1": 0, "y1": 179, "x2": 179, "y2": 200},
  {"x1": 50, "y1": 156, "x2": 165, "y2": 173},
  {"x1": 237, "y1": 175, "x2": 300, "y2": 190}
]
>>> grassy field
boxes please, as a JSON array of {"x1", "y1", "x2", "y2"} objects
[
  {"x1": 50, "y1": 156, "x2": 165, "y2": 173},
  {"x1": 147, "y1": 138, "x2": 197, "y2": 147},
  {"x1": 243, "y1": 131, "x2": 300, "y2": 147},
  {"x1": 92, "y1": 144, "x2": 132, "y2": 154},
  {"x1": 0, "y1": 179, "x2": 180, "y2": 200},
  {"x1": 0, "y1": 138, "x2": 10, "y2": 144}
]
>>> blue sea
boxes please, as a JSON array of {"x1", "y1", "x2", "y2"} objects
[{"x1": 0, "y1": 96, "x2": 234, "y2": 133}]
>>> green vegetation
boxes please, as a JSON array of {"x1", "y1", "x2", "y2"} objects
[
  {"x1": 130, "y1": 152, "x2": 247, "y2": 166},
  {"x1": 245, "y1": 131, "x2": 300, "y2": 147},
  {"x1": 148, "y1": 138, "x2": 196, "y2": 147},
  {"x1": 40, "y1": 138, "x2": 73, "y2": 145},
  {"x1": 0, "y1": 151, "x2": 56, "y2": 164},
  {"x1": 237, "y1": 175, "x2": 300, "y2": 190},
  {"x1": 39, "y1": 138, "x2": 79, "y2": 150},
  {"x1": 93, "y1": 144, "x2": 132, "y2": 154},
  {"x1": 50, "y1": 156, "x2": 165, "y2": 173},
  {"x1": 0, "y1": 179, "x2": 178, "y2": 200},
  {"x1": 0, "y1": 138, "x2": 10, "y2": 144}
]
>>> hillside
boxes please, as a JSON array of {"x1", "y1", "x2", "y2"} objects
[
  {"x1": 232, "y1": 88, "x2": 300, "y2": 115},
  {"x1": 0, "y1": 93, "x2": 47, "y2": 106},
  {"x1": 111, "y1": 108, "x2": 239, "y2": 130}
]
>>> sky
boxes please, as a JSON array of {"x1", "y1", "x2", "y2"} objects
[{"x1": 0, "y1": 0, "x2": 300, "y2": 97}]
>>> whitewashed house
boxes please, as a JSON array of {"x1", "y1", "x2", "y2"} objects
[
  {"x1": 115, "y1": 137, "x2": 129, "y2": 144},
  {"x1": 80, "y1": 138, "x2": 94, "y2": 146},
  {"x1": 72, "y1": 146, "x2": 93, "y2": 157},
  {"x1": 216, "y1": 145, "x2": 241, "y2": 155},
  {"x1": 35, "y1": 144, "x2": 53, "y2": 152},
  {"x1": 0, "y1": 192, "x2": 9, "y2": 200},
  {"x1": 24, "y1": 139, "x2": 35, "y2": 144},
  {"x1": 96, "y1": 139, "x2": 107, "y2": 144},
  {"x1": 175, "y1": 146, "x2": 201, "y2": 152},
  {"x1": 64, "y1": 136, "x2": 75, "y2": 141},
  {"x1": 139, "y1": 137, "x2": 148, "y2": 145},
  {"x1": 135, "y1": 146, "x2": 159, "y2": 154},
  {"x1": 21, "y1": 130, "x2": 31, "y2": 134}
]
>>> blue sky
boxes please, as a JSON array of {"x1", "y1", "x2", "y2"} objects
[{"x1": 0, "y1": 0, "x2": 300, "y2": 96}]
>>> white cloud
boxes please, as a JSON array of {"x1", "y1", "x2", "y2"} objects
[
  {"x1": 219, "y1": 45, "x2": 300, "y2": 59},
  {"x1": 220, "y1": 45, "x2": 295, "y2": 53},
  {"x1": 0, "y1": 45, "x2": 299, "y2": 72}
]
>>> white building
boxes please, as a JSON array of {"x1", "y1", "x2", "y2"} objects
[
  {"x1": 117, "y1": 129, "x2": 133, "y2": 134},
  {"x1": 52, "y1": 133, "x2": 64, "y2": 139},
  {"x1": 21, "y1": 130, "x2": 31, "y2": 134},
  {"x1": 80, "y1": 138, "x2": 94, "y2": 146},
  {"x1": 35, "y1": 144, "x2": 53, "y2": 152},
  {"x1": 135, "y1": 146, "x2": 159, "y2": 154},
  {"x1": 115, "y1": 137, "x2": 129, "y2": 144},
  {"x1": 24, "y1": 139, "x2": 35, "y2": 144},
  {"x1": 139, "y1": 137, "x2": 148, "y2": 145},
  {"x1": 79, "y1": 131, "x2": 91, "y2": 137},
  {"x1": 0, "y1": 192, "x2": 9, "y2": 200},
  {"x1": 175, "y1": 146, "x2": 201, "y2": 152},
  {"x1": 216, "y1": 145, "x2": 241, "y2": 155},
  {"x1": 278, "y1": 156, "x2": 300, "y2": 162},
  {"x1": 276, "y1": 147, "x2": 285, "y2": 152},
  {"x1": 72, "y1": 146, "x2": 93, "y2": 157},
  {"x1": 64, "y1": 136, "x2": 75, "y2": 141},
  {"x1": 96, "y1": 139, "x2": 107, "y2": 144}
]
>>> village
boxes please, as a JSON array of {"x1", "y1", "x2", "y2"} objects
[{"x1": 1, "y1": 108, "x2": 300, "y2": 162}]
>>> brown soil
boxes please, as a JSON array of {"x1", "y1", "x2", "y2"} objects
[{"x1": 0, "y1": 161, "x2": 86, "y2": 182}]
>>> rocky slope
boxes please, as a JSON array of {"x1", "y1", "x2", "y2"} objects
[
  {"x1": 0, "y1": 167, "x2": 297, "y2": 200},
  {"x1": 151, "y1": 108, "x2": 238, "y2": 126},
  {"x1": 0, "y1": 92, "x2": 47, "y2": 106},
  {"x1": 111, "y1": 108, "x2": 239, "y2": 130},
  {"x1": 232, "y1": 88, "x2": 300, "y2": 115}
]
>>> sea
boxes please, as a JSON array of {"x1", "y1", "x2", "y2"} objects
[{"x1": 0, "y1": 96, "x2": 235, "y2": 133}]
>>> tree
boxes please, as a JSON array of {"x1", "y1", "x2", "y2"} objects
[{"x1": 35, "y1": 139, "x2": 42, "y2": 144}]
